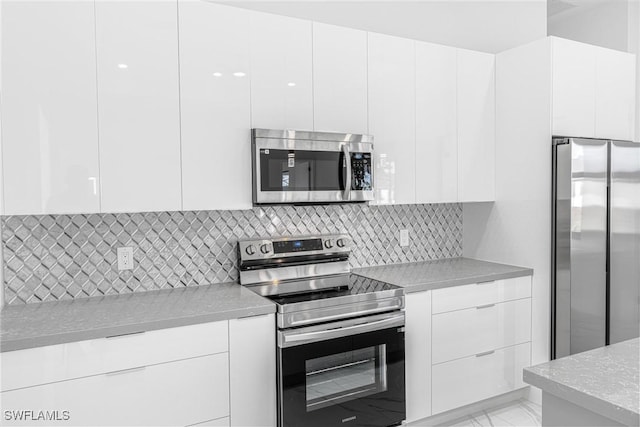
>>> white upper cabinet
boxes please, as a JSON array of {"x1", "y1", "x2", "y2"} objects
[
  {"x1": 249, "y1": 13, "x2": 313, "y2": 130},
  {"x1": 415, "y1": 42, "x2": 458, "y2": 204},
  {"x1": 179, "y1": 1, "x2": 252, "y2": 211},
  {"x1": 313, "y1": 23, "x2": 368, "y2": 134},
  {"x1": 457, "y1": 49, "x2": 496, "y2": 202},
  {"x1": 95, "y1": 0, "x2": 181, "y2": 213},
  {"x1": 595, "y1": 48, "x2": 636, "y2": 141},
  {"x1": 551, "y1": 37, "x2": 636, "y2": 141},
  {"x1": 552, "y1": 38, "x2": 597, "y2": 138},
  {"x1": 1, "y1": 0, "x2": 100, "y2": 215},
  {"x1": 368, "y1": 33, "x2": 416, "y2": 205}
]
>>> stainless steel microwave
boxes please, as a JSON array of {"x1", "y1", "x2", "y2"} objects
[{"x1": 252, "y1": 129, "x2": 374, "y2": 205}]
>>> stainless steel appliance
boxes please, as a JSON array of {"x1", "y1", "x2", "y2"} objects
[
  {"x1": 552, "y1": 137, "x2": 640, "y2": 359},
  {"x1": 251, "y1": 129, "x2": 374, "y2": 205},
  {"x1": 238, "y1": 234, "x2": 405, "y2": 427}
]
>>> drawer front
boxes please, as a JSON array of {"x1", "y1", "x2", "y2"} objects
[
  {"x1": 432, "y1": 298, "x2": 531, "y2": 364},
  {"x1": 1, "y1": 353, "x2": 229, "y2": 426},
  {"x1": 1, "y1": 320, "x2": 228, "y2": 392},
  {"x1": 432, "y1": 342, "x2": 531, "y2": 415},
  {"x1": 432, "y1": 275, "x2": 531, "y2": 314}
]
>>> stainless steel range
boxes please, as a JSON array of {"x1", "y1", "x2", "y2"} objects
[{"x1": 238, "y1": 234, "x2": 406, "y2": 427}]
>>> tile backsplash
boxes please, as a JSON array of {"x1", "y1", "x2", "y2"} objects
[{"x1": 2, "y1": 203, "x2": 462, "y2": 305}]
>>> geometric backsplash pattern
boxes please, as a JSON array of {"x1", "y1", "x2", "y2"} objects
[{"x1": 2, "y1": 203, "x2": 462, "y2": 305}]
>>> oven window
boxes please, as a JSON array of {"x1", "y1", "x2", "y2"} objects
[
  {"x1": 259, "y1": 149, "x2": 344, "y2": 191},
  {"x1": 305, "y1": 345, "x2": 387, "y2": 412}
]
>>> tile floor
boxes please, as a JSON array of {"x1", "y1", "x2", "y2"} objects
[{"x1": 446, "y1": 399, "x2": 542, "y2": 427}]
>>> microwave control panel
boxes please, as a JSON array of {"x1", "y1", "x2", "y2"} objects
[{"x1": 350, "y1": 153, "x2": 373, "y2": 191}]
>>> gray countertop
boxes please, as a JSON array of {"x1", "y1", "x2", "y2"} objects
[
  {"x1": 0, "y1": 283, "x2": 275, "y2": 353},
  {"x1": 353, "y1": 257, "x2": 533, "y2": 293},
  {"x1": 1, "y1": 257, "x2": 532, "y2": 353},
  {"x1": 524, "y1": 338, "x2": 640, "y2": 426}
]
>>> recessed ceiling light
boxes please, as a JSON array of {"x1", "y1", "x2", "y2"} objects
[
  {"x1": 233, "y1": 71, "x2": 246, "y2": 77},
  {"x1": 212, "y1": 72, "x2": 222, "y2": 77},
  {"x1": 117, "y1": 63, "x2": 128, "y2": 69},
  {"x1": 287, "y1": 82, "x2": 296, "y2": 87}
]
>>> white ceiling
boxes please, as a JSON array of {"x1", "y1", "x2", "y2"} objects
[{"x1": 214, "y1": 0, "x2": 547, "y2": 53}]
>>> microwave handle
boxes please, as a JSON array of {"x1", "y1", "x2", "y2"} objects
[{"x1": 342, "y1": 144, "x2": 352, "y2": 201}]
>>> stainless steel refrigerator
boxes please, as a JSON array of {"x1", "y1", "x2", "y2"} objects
[{"x1": 552, "y1": 137, "x2": 640, "y2": 359}]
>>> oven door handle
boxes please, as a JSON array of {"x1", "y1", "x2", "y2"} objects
[
  {"x1": 279, "y1": 312, "x2": 404, "y2": 348},
  {"x1": 342, "y1": 143, "x2": 352, "y2": 201}
]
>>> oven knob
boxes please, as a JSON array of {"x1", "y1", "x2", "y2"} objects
[
  {"x1": 260, "y1": 244, "x2": 271, "y2": 254},
  {"x1": 336, "y1": 238, "x2": 346, "y2": 248},
  {"x1": 245, "y1": 245, "x2": 256, "y2": 256},
  {"x1": 324, "y1": 239, "x2": 334, "y2": 249}
]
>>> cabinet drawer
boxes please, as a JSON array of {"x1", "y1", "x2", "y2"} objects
[
  {"x1": 432, "y1": 342, "x2": 531, "y2": 415},
  {"x1": 432, "y1": 276, "x2": 531, "y2": 314},
  {"x1": 1, "y1": 320, "x2": 228, "y2": 392},
  {"x1": 1, "y1": 353, "x2": 229, "y2": 426},
  {"x1": 432, "y1": 298, "x2": 531, "y2": 364}
]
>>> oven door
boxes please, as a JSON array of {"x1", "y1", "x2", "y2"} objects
[
  {"x1": 278, "y1": 312, "x2": 405, "y2": 427},
  {"x1": 252, "y1": 137, "x2": 374, "y2": 204}
]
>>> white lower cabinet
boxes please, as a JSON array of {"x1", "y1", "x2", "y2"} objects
[
  {"x1": 229, "y1": 314, "x2": 276, "y2": 427},
  {"x1": 0, "y1": 315, "x2": 276, "y2": 427},
  {"x1": 1, "y1": 354, "x2": 228, "y2": 427},
  {"x1": 405, "y1": 291, "x2": 432, "y2": 423},
  {"x1": 405, "y1": 275, "x2": 533, "y2": 422},
  {"x1": 431, "y1": 342, "x2": 531, "y2": 415}
]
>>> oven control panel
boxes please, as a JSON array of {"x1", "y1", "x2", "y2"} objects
[{"x1": 238, "y1": 234, "x2": 351, "y2": 262}]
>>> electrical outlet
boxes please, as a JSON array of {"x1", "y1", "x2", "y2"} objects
[
  {"x1": 399, "y1": 229, "x2": 409, "y2": 247},
  {"x1": 117, "y1": 247, "x2": 134, "y2": 271}
]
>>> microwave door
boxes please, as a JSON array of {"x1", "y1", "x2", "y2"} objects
[{"x1": 254, "y1": 139, "x2": 346, "y2": 204}]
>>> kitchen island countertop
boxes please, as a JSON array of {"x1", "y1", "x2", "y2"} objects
[{"x1": 524, "y1": 338, "x2": 640, "y2": 426}]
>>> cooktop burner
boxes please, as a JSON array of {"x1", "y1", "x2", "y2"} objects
[{"x1": 268, "y1": 274, "x2": 399, "y2": 305}]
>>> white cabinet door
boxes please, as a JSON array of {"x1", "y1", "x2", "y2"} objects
[
  {"x1": 2, "y1": 321, "x2": 229, "y2": 392},
  {"x1": 432, "y1": 276, "x2": 532, "y2": 314},
  {"x1": 595, "y1": 48, "x2": 636, "y2": 141},
  {"x1": 552, "y1": 38, "x2": 597, "y2": 138},
  {"x1": 95, "y1": 0, "x2": 181, "y2": 213},
  {"x1": 457, "y1": 49, "x2": 495, "y2": 202},
  {"x1": 179, "y1": 1, "x2": 252, "y2": 211},
  {"x1": 1, "y1": 0, "x2": 100, "y2": 215},
  {"x1": 405, "y1": 291, "x2": 432, "y2": 423},
  {"x1": 415, "y1": 42, "x2": 458, "y2": 203},
  {"x1": 368, "y1": 33, "x2": 416, "y2": 205},
  {"x1": 313, "y1": 23, "x2": 368, "y2": 134},
  {"x1": 1, "y1": 354, "x2": 229, "y2": 427},
  {"x1": 431, "y1": 342, "x2": 531, "y2": 415},
  {"x1": 229, "y1": 314, "x2": 276, "y2": 427},
  {"x1": 432, "y1": 298, "x2": 532, "y2": 364},
  {"x1": 249, "y1": 13, "x2": 313, "y2": 130}
]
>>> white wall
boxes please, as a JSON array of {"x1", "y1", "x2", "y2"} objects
[
  {"x1": 216, "y1": 0, "x2": 547, "y2": 53},
  {"x1": 463, "y1": 38, "x2": 553, "y2": 403}
]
